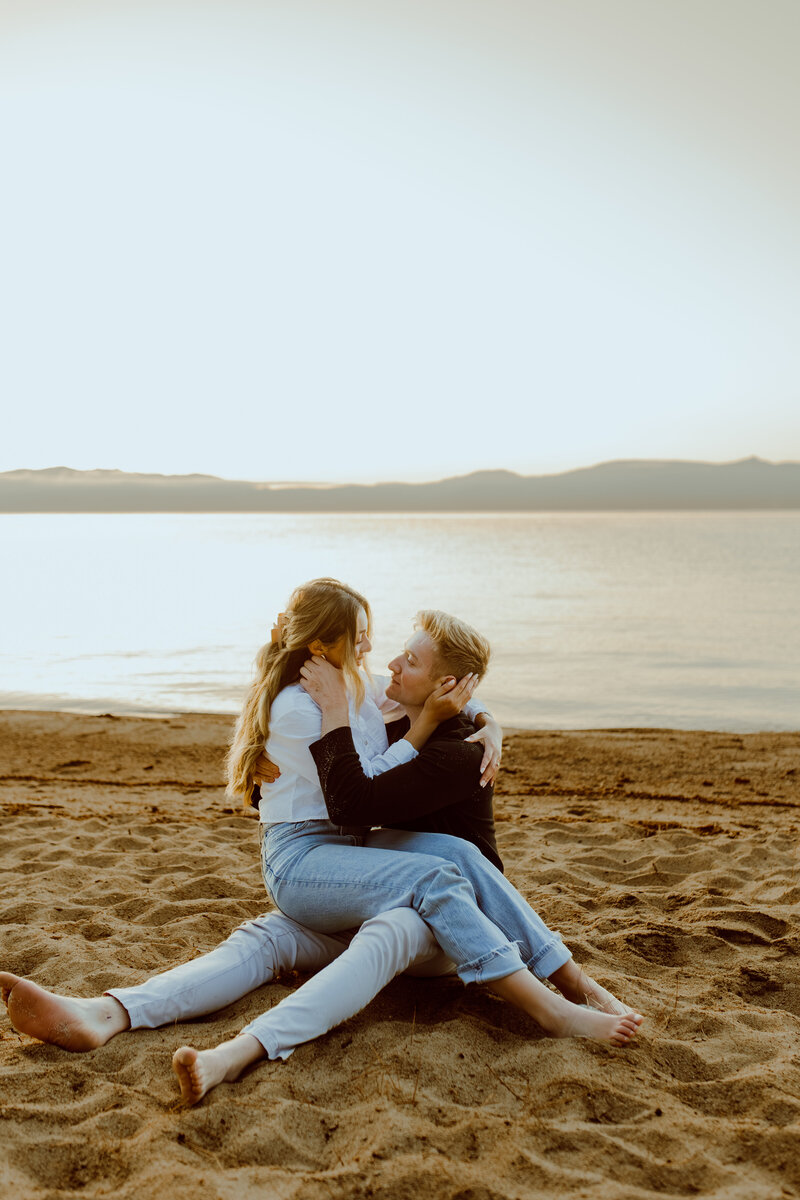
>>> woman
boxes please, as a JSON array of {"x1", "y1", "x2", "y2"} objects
[{"x1": 170, "y1": 579, "x2": 641, "y2": 1102}]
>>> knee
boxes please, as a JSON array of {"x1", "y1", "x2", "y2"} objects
[
  {"x1": 442, "y1": 839, "x2": 483, "y2": 870},
  {"x1": 417, "y1": 861, "x2": 477, "y2": 912},
  {"x1": 229, "y1": 913, "x2": 301, "y2": 969}
]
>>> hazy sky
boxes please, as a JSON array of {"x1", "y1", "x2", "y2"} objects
[{"x1": 2, "y1": 0, "x2": 799, "y2": 483}]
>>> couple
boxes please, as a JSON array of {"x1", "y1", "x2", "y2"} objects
[{"x1": 1, "y1": 578, "x2": 642, "y2": 1105}]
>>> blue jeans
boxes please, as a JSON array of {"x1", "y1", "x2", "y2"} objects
[
  {"x1": 365, "y1": 827, "x2": 568, "y2": 980},
  {"x1": 262, "y1": 821, "x2": 568, "y2": 985}
]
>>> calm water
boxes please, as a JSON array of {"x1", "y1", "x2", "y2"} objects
[{"x1": 2, "y1": 512, "x2": 798, "y2": 730}]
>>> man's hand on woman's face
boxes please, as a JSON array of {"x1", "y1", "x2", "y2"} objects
[{"x1": 299, "y1": 654, "x2": 348, "y2": 712}]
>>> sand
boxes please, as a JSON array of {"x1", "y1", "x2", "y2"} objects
[{"x1": 1, "y1": 710, "x2": 799, "y2": 1200}]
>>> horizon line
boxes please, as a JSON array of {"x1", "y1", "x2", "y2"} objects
[{"x1": 3, "y1": 453, "x2": 799, "y2": 488}]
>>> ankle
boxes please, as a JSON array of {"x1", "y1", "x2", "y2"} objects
[
  {"x1": 101, "y1": 995, "x2": 132, "y2": 1034},
  {"x1": 550, "y1": 962, "x2": 597, "y2": 1004},
  {"x1": 221, "y1": 1034, "x2": 266, "y2": 1081}
]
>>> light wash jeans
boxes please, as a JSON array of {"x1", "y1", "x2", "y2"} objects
[
  {"x1": 365, "y1": 827, "x2": 569, "y2": 979},
  {"x1": 262, "y1": 821, "x2": 569, "y2": 985},
  {"x1": 108, "y1": 824, "x2": 569, "y2": 1060},
  {"x1": 107, "y1": 908, "x2": 448, "y2": 1060}
]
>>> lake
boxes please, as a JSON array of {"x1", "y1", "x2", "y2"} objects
[{"x1": 2, "y1": 512, "x2": 798, "y2": 730}]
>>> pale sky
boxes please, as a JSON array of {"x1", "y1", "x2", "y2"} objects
[{"x1": 2, "y1": 0, "x2": 799, "y2": 483}]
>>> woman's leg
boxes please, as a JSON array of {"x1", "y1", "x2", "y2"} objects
[
  {"x1": 0, "y1": 914, "x2": 351, "y2": 1052},
  {"x1": 487, "y1": 972, "x2": 643, "y2": 1043},
  {"x1": 263, "y1": 826, "x2": 526, "y2": 985},
  {"x1": 368, "y1": 829, "x2": 636, "y2": 1014},
  {"x1": 366, "y1": 828, "x2": 570, "y2": 978},
  {"x1": 261, "y1": 826, "x2": 641, "y2": 1050}
]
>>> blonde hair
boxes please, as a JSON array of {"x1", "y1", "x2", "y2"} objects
[
  {"x1": 227, "y1": 578, "x2": 371, "y2": 805},
  {"x1": 414, "y1": 610, "x2": 491, "y2": 682}
]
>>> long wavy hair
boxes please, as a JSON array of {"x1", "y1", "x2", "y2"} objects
[{"x1": 226, "y1": 578, "x2": 372, "y2": 806}]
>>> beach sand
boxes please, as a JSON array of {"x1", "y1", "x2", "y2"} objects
[{"x1": 1, "y1": 711, "x2": 798, "y2": 1199}]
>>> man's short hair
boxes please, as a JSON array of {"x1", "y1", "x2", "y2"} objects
[{"x1": 415, "y1": 610, "x2": 491, "y2": 681}]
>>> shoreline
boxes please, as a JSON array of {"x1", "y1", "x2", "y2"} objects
[
  {"x1": 2, "y1": 710, "x2": 799, "y2": 1198},
  {"x1": 1, "y1": 702, "x2": 797, "y2": 736},
  {"x1": 1, "y1": 709, "x2": 798, "y2": 821}
]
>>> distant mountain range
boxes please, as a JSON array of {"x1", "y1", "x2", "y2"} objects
[{"x1": 2, "y1": 458, "x2": 799, "y2": 512}]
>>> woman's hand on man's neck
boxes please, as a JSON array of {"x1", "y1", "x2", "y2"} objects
[
  {"x1": 402, "y1": 673, "x2": 477, "y2": 752},
  {"x1": 299, "y1": 656, "x2": 350, "y2": 735}
]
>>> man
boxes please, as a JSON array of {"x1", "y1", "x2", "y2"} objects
[
  {"x1": 170, "y1": 611, "x2": 639, "y2": 1101},
  {"x1": 300, "y1": 610, "x2": 503, "y2": 870},
  {"x1": 1, "y1": 612, "x2": 640, "y2": 1105}
]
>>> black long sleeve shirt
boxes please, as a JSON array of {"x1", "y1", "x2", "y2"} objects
[{"x1": 309, "y1": 713, "x2": 503, "y2": 872}]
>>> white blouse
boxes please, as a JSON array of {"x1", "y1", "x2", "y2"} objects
[{"x1": 257, "y1": 672, "x2": 488, "y2": 826}]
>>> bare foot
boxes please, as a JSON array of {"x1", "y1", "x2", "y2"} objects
[
  {"x1": 0, "y1": 972, "x2": 19, "y2": 1006},
  {"x1": 528, "y1": 983, "x2": 644, "y2": 1044},
  {"x1": 489, "y1": 968, "x2": 644, "y2": 1045},
  {"x1": 0, "y1": 972, "x2": 130, "y2": 1051},
  {"x1": 578, "y1": 976, "x2": 637, "y2": 1017},
  {"x1": 554, "y1": 1002, "x2": 644, "y2": 1046},
  {"x1": 549, "y1": 962, "x2": 638, "y2": 1016},
  {"x1": 172, "y1": 1034, "x2": 266, "y2": 1105}
]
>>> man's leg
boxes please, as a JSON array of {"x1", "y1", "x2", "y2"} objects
[
  {"x1": 0, "y1": 914, "x2": 351, "y2": 1052},
  {"x1": 173, "y1": 907, "x2": 443, "y2": 1104},
  {"x1": 108, "y1": 914, "x2": 349, "y2": 1029},
  {"x1": 173, "y1": 870, "x2": 646, "y2": 1107},
  {"x1": 242, "y1": 908, "x2": 443, "y2": 1060},
  {"x1": 0, "y1": 974, "x2": 131, "y2": 1051}
]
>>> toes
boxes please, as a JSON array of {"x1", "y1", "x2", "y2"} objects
[
  {"x1": 0, "y1": 973, "x2": 21, "y2": 1004},
  {"x1": 173, "y1": 1046, "x2": 195, "y2": 1068},
  {"x1": 172, "y1": 1047, "x2": 210, "y2": 1105},
  {"x1": 172, "y1": 1047, "x2": 200, "y2": 1103},
  {"x1": 609, "y1": 1018, "x2": 641, "y2": 1046}
]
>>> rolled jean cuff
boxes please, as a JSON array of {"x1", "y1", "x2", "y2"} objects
[
  {"x1": 458, "y1": 942, "x2": 525, "y2": 985},
  {"x1": 527, "y1": 934, "x2": 571, "y2": 981}
]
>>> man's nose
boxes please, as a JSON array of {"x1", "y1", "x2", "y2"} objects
[{"x1": 387, "y1": 656, "x2": 400, "y2": 672}]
